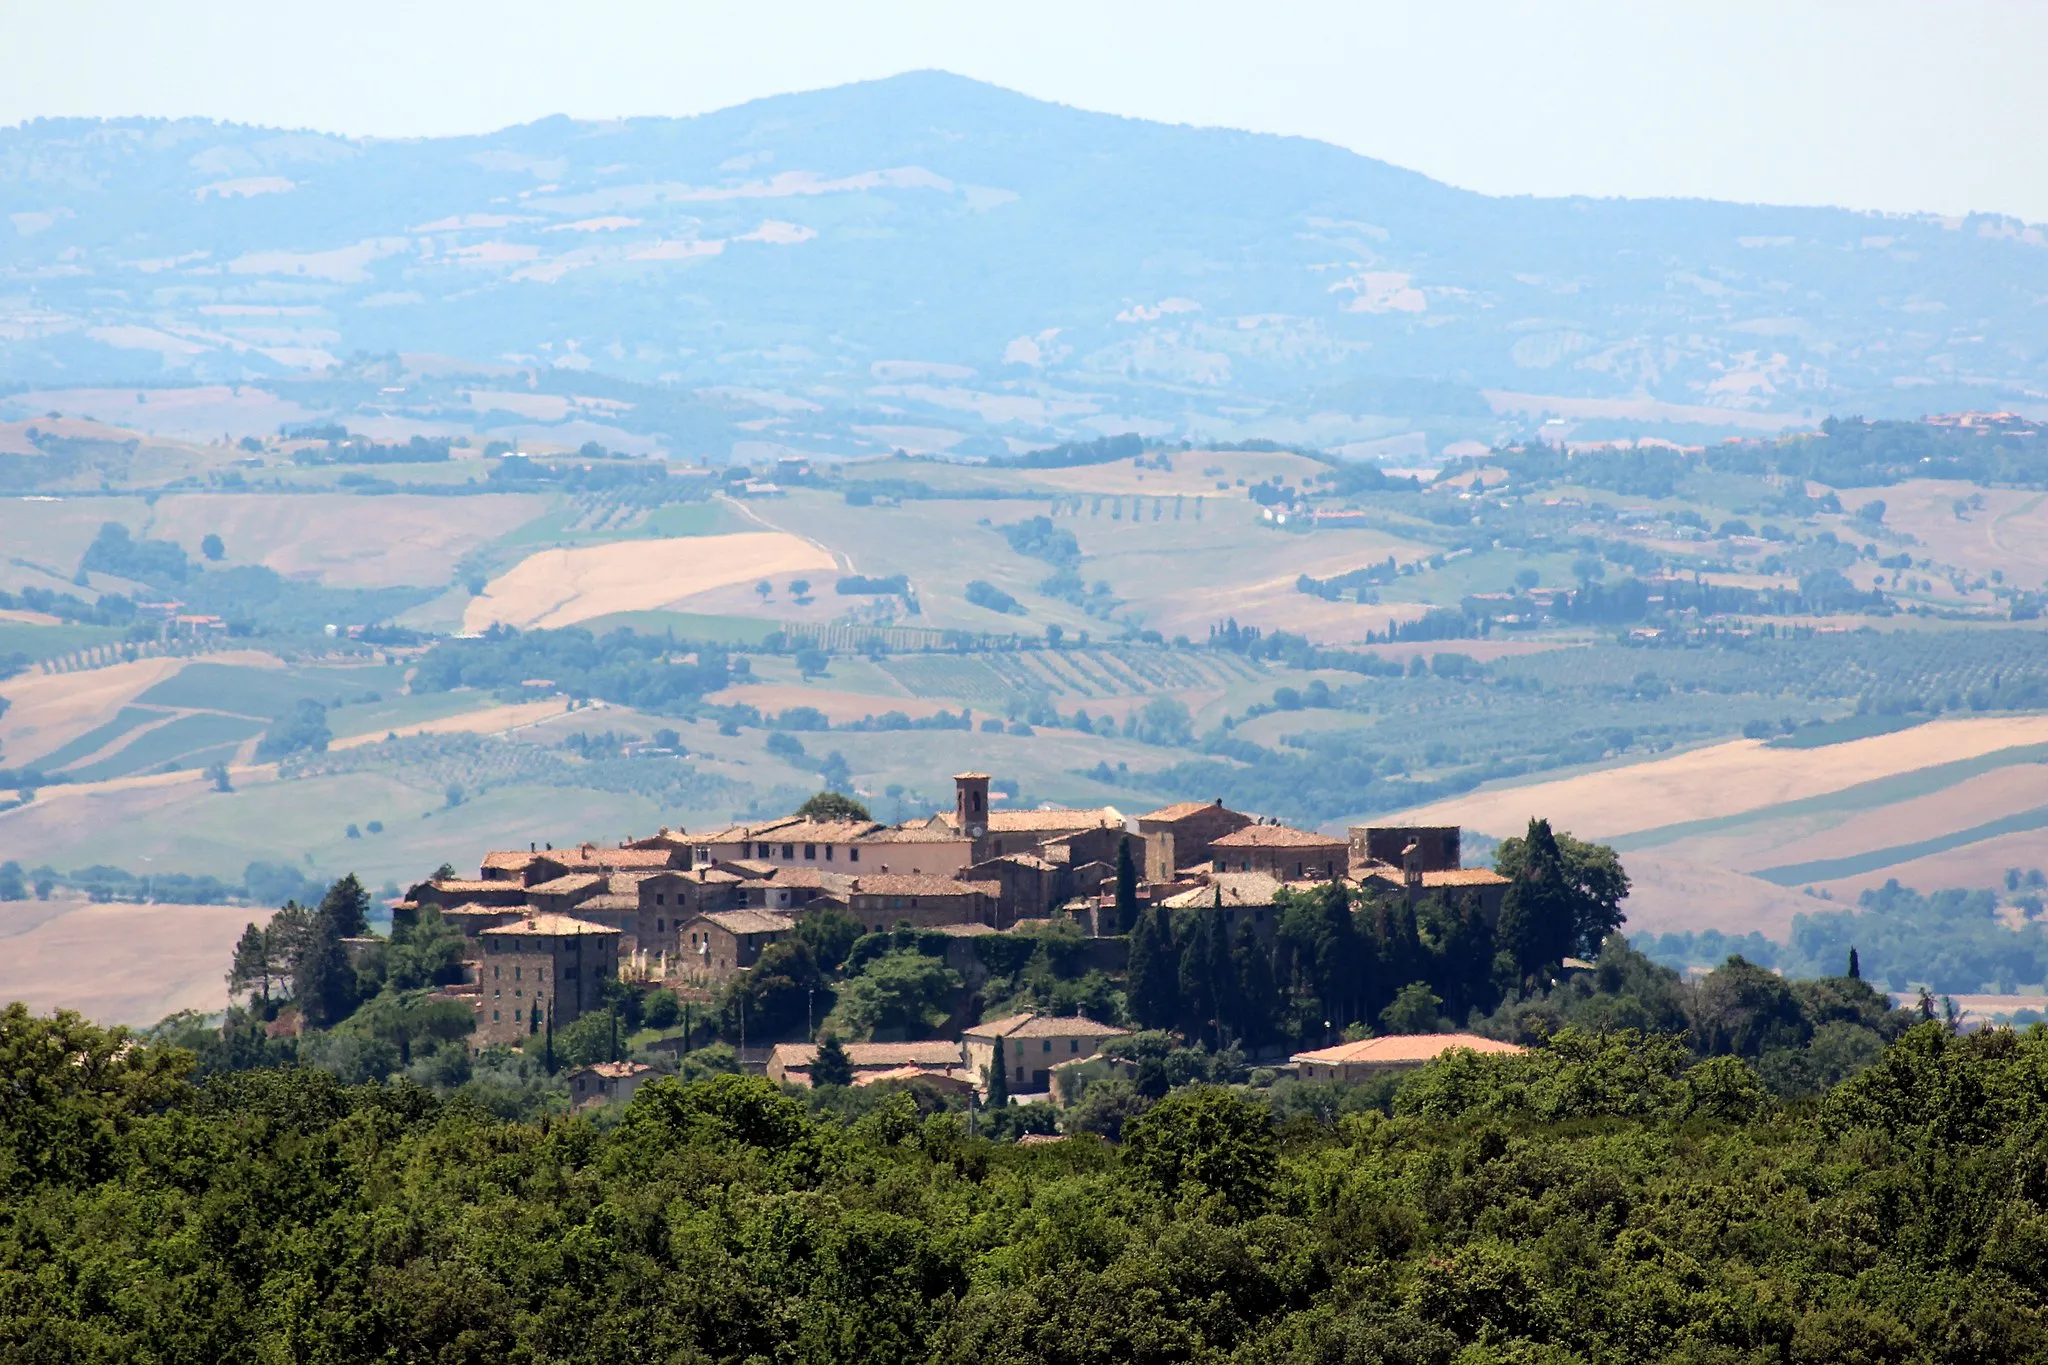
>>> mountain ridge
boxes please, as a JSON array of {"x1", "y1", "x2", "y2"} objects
[{"x1": 3, "y1": 71, "x2": 2044, "y2": 453}]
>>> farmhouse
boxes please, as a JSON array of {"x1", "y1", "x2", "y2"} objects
[
  {"x1": 767, "y1": 1040, "x2": 969, "y2": 1087},
  {"x1": 963, "y1": 1012, "x2": 1131, "y2": 1094}
]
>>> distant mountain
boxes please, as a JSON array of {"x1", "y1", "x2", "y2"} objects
[{"x1": 3, "y1": 71, "x2": 2045, "y2": 451}]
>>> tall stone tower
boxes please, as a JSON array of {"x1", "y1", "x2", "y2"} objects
[{"x1": 954, "y1": 771, "x2": 991, "y2": 838}]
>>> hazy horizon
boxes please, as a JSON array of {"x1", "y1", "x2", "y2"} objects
[{"x1": 4, "y1": 0, "x2": 2047, "y2": 223}]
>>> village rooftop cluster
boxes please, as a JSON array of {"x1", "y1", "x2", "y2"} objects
[{"x1": 386, "y1": 771, "x2": 1517, "y2": 1104}]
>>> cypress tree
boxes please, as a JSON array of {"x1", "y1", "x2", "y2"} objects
[
  {"x1": 1230, "y1": 920, "x2": 1280, "y2": 1049},
  {"x1": 318, "y1": 874, "x2": 372, "y2": 938},
  {"x1": 1177, "y1": 901, "x2": 1232, "y2": 1045},
  {"x1": 983, "y1": 1048, "x2": 1011, "y2": 1110},
  {"x1": 812, "y1": 1032, "x2": 854, "y2": 1086},
  {"x1": 1115, "y1": 839, "x2": 1140, "y2": 934},
  {"x1": 1127, "y1": 904, "x2": 1181, "y2": 1029},
  {"x1": 1848, "y1": 947, "x2": 1861, "y2": 980},
  {"x1": 292, "y1": 911, "x2": 357, "y2": 1029},
  {"x1": 1497, "y1": 818, "x2": 1575, "y2": 978}
]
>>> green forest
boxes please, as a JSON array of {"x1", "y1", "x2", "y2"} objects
[{"x1": 7, "y1": 1004, "x2": 2048, "y2": 1362}]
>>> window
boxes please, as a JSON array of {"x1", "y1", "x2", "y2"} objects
[
  {"x1": 656, "y1": 893, "x2": 666, "y2": 905},
  {"x1": 493, "y1": 965, "x2": 500, "y2": 979},
  {"x1": 514, "y1": 1009, "x2": 522, "y2": 1021},
  {"x1": 1070, "y1": 1039, "x2": 1081, "y2": 1053},
  {"x1": 783, "y1": 843, "x2": 795, "y2": 860},
  {"x1": 514, "y1": 989, "x2": 522, "y2": 998},
  {"x1": 492, "y1": 1010, "x2": 500, "y2": 1022},
  {"x1": 804, "y1": 844, "x2": 816, "y2": 859},
  {"x1": 1042, "y1": 1040, "x2": 1052, "y2": 1053},
  {"x1": 849, "y1": 848, "x2": 859, "y2": 862},
  {"x1": 657, "y1": 917, "x2": 665, "y2": 931},
  {"x1": 1295, "y1": 861, "x2": 1304, "y2": 877},
  {"x1": 514, "y1": 966, "x2": 521, "y2": 981},
  {"x1": 824, "y1": 846, "x2": 834, "y2": 861}
]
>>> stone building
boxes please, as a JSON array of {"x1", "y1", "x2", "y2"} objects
[
  {"x1": 565, "y1": 1060, "x2": 657, "y2": 1108},
  {"x1": 1139, "y1": 798, "x2": 1254, "y2": 871},
  {"x1": 844, "y1": 873, "x2": 996, "y2": 932},
  {"x1": 962, "y1": 1012, "x2": 1131, "y2": 1095},
  {"x1": 469, "y1": 914, "x2": 621, "y2": 1049},
  {"x1": 1207, "y1": 823, "x2": 1348, "y2": 880},
  {"x1": 678, "y1": 909, "x2": 797, "y2": 979},
  {"x1": 1347, "y1": 825, "x2": 1462, "y2": 873}
]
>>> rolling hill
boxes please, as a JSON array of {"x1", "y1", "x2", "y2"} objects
[{"x1": 4, "y1": 71, "x2": 2045, "y2": 460}]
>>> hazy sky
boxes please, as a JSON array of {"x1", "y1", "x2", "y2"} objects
[{"x1": 4, "y1": 0, "x2": 2045, "y2": 222}]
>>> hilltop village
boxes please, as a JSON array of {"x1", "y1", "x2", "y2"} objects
[{"x1": 269, "y1": 770, "x2": 1526, "y2": 1109}]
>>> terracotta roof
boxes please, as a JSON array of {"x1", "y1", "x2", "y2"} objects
[
  {"x1": 438, "y1": 902, "x2": 517, "y2": 920},
  {"x1": 1422, "y1": 868, "x2": 1509, "y2": 887},
  {"x1": 964, "y1": 1011, "x2": 1130, "y2": 1041},
  {"x1": 527, "y1": 873, "x2": 605, "y2": 895},
  {"x1": 771, "y1": 1041, "x2": 965, "y2": 1070},
  {"x1": 1355, "y1": 866, "x2": 1509, "y2": 888},
  {"x1": 480, "y1": 914, "x2": 622, "y2": 938},
  {"x1": 758, "y1": 818, "x2": 884, "y2": 842},
  {"x1": 568, "y1": 1060, "x2": 655, "y2": 1080},
  {"x1": 982, "y1": 807, "x2": 1122, "y2": 833},
  {"x1": 926, "y1": 922, "x2": 999, "y2": 937},
  {"x1": 851, "y1": 1065, "x2": 974, "y2": 1088},
  {"x1": 747, "y1": 867, "x2": 857, "y2": 891},
  {"x1": 1141, "y1": 800, "x2": 1232, "y2": 822},
  {"x1": 953, "y1": 771, "x2": 992, "y2": 780},
  {"x1": 575, "y1": 894, "x2": 640, "y2": 912},
  {"x1": 859, "y1": 824, "x2": 972, "y2": 845},
  {"x1": 425, "y1": 879, "x2": 513, "y2": 893},
  {"x1": 481, "y1": 850, "x2": 541, "y2": 870},
  {"x1": 1159, "y1": 872, "x2": 1288, "y2": 908},
  {"x1": 542, "y1": 847, "x2": 681, "y2": 871},
  {"x1": 1211, "y1": 824, "x2": 1346, "y2": 849},
  {"x1": 694, "y1": 909, "x2": 796, "y2": 936},
  {"x1": 1292, "y1": 1033, "x2": 1527, "y2": 1066},
  {"x1": 850, "y1": 873, "x2": 987, "y2": 898}
]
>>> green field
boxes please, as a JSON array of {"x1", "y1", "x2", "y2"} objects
[
  {"x1": 68, "y1": 712, "x2": 265, "y2": 781},
  {"x1": 570, "y1": 610, "x2": 780, "y2": 645},
  {"x1": 28, "y1": 706, "x2": 164, "y2": 771},
  {"x1": 0, "y1": 621, "x2": 126, "y2": 662},
  {"x1": 134, "y1": 661, "x2": 404, "y2": 718}
]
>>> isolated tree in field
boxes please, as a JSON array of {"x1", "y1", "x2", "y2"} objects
[
  {"x1": 200, "y1": 533, "x2": 225, "y2": 562},
  {"x1": 795, "y1": 646, "x2": 829, "y2": 677},
  {"x1": 0, "y1": 861, "x2": 23, "y2": 902},
  {"x1": 788, "y1": 578, "x2": 812, "y2": 602},
  {"x1": 756, "y1": 580, "x2": 773, "y2": 601}
]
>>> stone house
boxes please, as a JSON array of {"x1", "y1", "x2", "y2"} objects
[
  {"x1": 766, "y1": 1040, "x2": 968, "y2": 1087},
  {"x1": 470, "y1": 914, "x2": 621, "y2": 1049},
  {"x1": 1207, "y1": 823, "x2": 1348, "y2": 880},
  {"x1": 844, "y1": 873, "x2": 995, "y2": 932},
  {"x1": 1139, "y1": 798, "x2": 1254, "y2": 871},
  {"x1": 565, "y1": 1059, "x2": 658, "y2": 1109},
  {"x1": 962, "y1": 1012, "x2": 1132, "y2": 1095},
  {"x1": 678, "y1": 909, "x2": 797, "y2": 979}
]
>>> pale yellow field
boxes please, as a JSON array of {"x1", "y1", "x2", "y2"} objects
[
  {"x1": 1613, "y1": 852, "x2": 1822, "y2": 942},
  {"x1": 145, "y1": 491, "x2": 553, "y2": 589},
  {"x1": 1028, "y1": 449, "x2": 1333, "y2": 497},
  {"x1": 1660, "y1": 763, "x2": 2048, "y2": 875},
  {"x1": 464, "y1": 532, "x2": 837, "y2": 630},
  {"x1": 0, "y1": 898, "x2": 273, "y2": 1025},
  {"x1": 704, "y1": 682, "x2": 960, "y2": 724},
  {"x1": 1833, "y1": 480, "x2": 2048, "y2": 586},
  {"x1": 1398, "y1": 715, "x2": 2048, "y2": 841},
  {"x1": 0, "y1": 654, "x2": 275, "y2": 766},
  {"x1": 1810, "y1": 826, "x2": 2048, "y2": 900},
  {"x1": 329, "y1": 697, "x2": 577, "y2": 749}
]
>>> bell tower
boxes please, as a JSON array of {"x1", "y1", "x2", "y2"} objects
[{"x1": 954, "y1": 772, "x2": 991, "y2": 838}]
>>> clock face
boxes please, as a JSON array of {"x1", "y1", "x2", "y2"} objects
[{"x1": 969, "y1": 825, "x2": 985, "y2": 838}]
